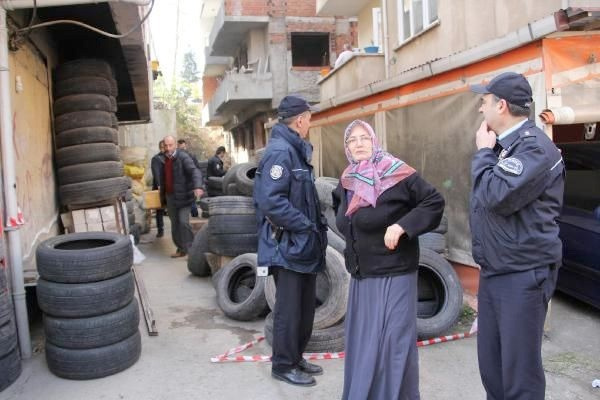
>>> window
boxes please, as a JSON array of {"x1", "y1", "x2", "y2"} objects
[
  {"x1": 291, "y1": 33, "x2": 330, "y2": 67},
  {"x1": 398, "y1": 0, "x2": 438, "y2": 43},
  {"x1": 372, "y1": 8, "x2": 383, "y2": 48}
]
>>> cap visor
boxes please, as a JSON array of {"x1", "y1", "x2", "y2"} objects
[
  {"x1": 309, "y1": 104, "x2": 320, "y2": 113},
  {"x1": 469, "y1": 83, "x2": 490, "y2": 94}
]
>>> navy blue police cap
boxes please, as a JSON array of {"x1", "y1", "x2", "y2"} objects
[
  {"x1": 470, "y1": 72, "x2": 533, "y2": 108},
  {"x1": 277, "y1": 95, "x2": 318, "y2": 119}
]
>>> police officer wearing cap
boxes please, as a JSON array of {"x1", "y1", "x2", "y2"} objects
[
  {"x1": 253, "y1": 95, "x2": 327, "y2": 387},
  {"x1": 469, "y1": 72, "x2": 565, "y2": 399}
]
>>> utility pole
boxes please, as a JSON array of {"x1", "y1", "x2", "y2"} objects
[{"x1": 172, "y1": 0, "x2": 181, "y2": 89}]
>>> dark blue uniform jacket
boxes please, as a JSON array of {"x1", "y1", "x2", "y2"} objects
[
  {"x1": 470, "y1": 120, "x2": 565, "y2": 277},
  {"x1": 253, "y1": 123, "x2": 327, "y2": 274}
]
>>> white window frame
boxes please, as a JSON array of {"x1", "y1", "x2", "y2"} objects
[
  {"x1": 372, "y1": 7, "x2": 383, "y2": 48},
  {"x1": 397, "y1": 0, "x2": 438, "y2": 44}
]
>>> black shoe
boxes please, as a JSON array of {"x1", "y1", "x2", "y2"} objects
[
  {"x1": 271, "y1": 368, "x2": 316, "y2": 386},
  {"x1": 298, "y1": 359, "x2": 323, "y2": 376},
  {"x1": 156, "y1": 230, "x2": 164, "y2": 238}
]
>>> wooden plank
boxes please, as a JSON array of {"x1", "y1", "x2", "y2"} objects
[{"x1": 132, "y1": 265, "x2": 158, "y2": 336}]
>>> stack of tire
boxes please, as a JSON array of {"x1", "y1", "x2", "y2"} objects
[
  {"x1": 53, "y1": 59, "x2": 131, "y2": 226},
  {"x1": 0, "y1": 260, "x2": 21, "y2": 392},
  {"x1": 36, "y1": 232, "x2": 141, "y2": 380},
  {"x1": 314, "y1": 177, "x2": 463, "y2": 339},
  {"x1": 204, "y1": 162, "x2": 257, "y2": 198}
]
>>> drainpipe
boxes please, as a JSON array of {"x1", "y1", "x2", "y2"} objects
[
  {"x1": 0, "y1": 6, "x2": 31, "y2": 358},
  {"x1": 381, "y1": 0, "x2": 389, "y2": 79},
  {"x1": 0, "y1": 0, "x2": 150, "y2": 360}
]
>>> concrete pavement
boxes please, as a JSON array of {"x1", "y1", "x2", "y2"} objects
[{"x1": 2, "y1": 229, "x2": 600, "y2": 400}]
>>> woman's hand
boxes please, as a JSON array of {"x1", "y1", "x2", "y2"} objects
[{"x1": 384, "y1": 224, "x2": 405, "y2": 250}]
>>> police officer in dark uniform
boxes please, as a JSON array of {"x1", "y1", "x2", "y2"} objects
[
  {"x1": 469, "y1": 72, "x2": 564, "y2": 400},
  {"x1": 253, "y1": 95, "x2": 327, "y2": 387},
  {"x1": 207, "y1": 146, "x2": 227, "y2": 178}
]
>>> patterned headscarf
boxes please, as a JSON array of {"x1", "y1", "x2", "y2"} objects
[{"x1": 341, "y1": 120, "x2": 416, "y2": 216}]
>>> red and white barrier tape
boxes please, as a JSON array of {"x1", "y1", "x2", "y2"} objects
[{"x1": 211, "y1": 319, "x2": 477, "y2": 363}]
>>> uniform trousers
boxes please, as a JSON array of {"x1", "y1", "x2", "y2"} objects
[
  {"x1": 165, "y1": 194, "x2": 194, "y2": 254},
  {"x1": 271, "y1": 267, "x2": 317, "y2": 372},
  {"x1": 478, "y1": 265, "x2": 558, "y2": 400}
]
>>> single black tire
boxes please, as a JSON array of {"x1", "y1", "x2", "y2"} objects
[
  {"x1": 0, "y1": 320, "x2": 17, "y2": 357},
  {"x1": 216, "y1": 253, "x2": 268, "y2": 321},
  {"x1": 233, "y1": 162, "x2": 257, "y2": 196},
  {"x1": 225, "y1": 183, "x2": 242, "y2": 195},
  {"x1": 432, "y1": 214, "x2": 448, "y2": 235},
  {"x1": 265, "y1": 247, "x2": 349, "y2": 330},
  {"x1": 208, "y1": 233, "x2": 258, "y2": 257},
  {"x1": 37, "y1": 232, "x2": 132, "y2": 284},
  {"x1": 0, "y1": 347, "x2": 21, "y2": 391},
  {"x1": 57, "y1": 161, "x2": 123, "y2": 186},
  {"x1": 59, "y1": 177, "x2": 129, "y2": 207},
  {"x1": 37, "y1": 271, "x2": 135, "y2": 318},
  {"x1": 315, "y1": 178, "x2": 336, "y2": 209},
  {"x1": 187, "y1": 225, "x2": 210, "y2": 277},
  {"x1": 207, "y1": 176, "x2": 224, "y2": 190},
  {"x1": 419, "y1": 232, "x2": 446, "y2": 254},
  {"x1": 0, "y1": 291, "x2": 12, "y2": 327},
  {"x1": 326, "y1": 230, "x2": 345, "y2": 255},
  {"x1": 264, "y1": 312, "x2": 345, "y2": 353},
  {"x1": 54, "y1": 59, "x2": 114, "y2": 82},
  {"x1": 55, "y1": 143, "x2": 120, "y2": 168},
  {"x1": 417, "y1": 248, "x2": 463, "y2": 339},
  {"x1": 208, "y1": 196, "x2": 255, "y2": 216},
  {"x1": 54, "y1": 76, "x2": 112, "y2": 99},
  {"x1": 44, "y1": 298, "x2": 139, "y2": 350},
  {"x1": 45, "y1": 330, "x2": 141, "y2": 380},
  {"x1": 56, "y1": 126, "x2": 118, "y2": 149},
  {"x1": 54, "y1": 110, "x2": 113, "y2": 133},
  {"x1": 221, "y1": 164, "x2": 243, "y2": 193},
  {"x1": 208, "y1": 214, "x2": 257, "y2": 235},
  {"x1": 54, "y1": 94, "x2": 113, "y2": 116}
]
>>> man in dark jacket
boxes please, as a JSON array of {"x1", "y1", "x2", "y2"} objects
[
  {"x1": 470, "y1": 72, "x2": 564, "y2": 399},
  {"x1": 177, "y1": 139, "x2": 201, "y2": 217},
  {"x1": 207, "y1": 146, "x2": 227, "y2": 178},
  {"x1": 253, "y1": 95, "x2": 327, "y2": 387},
  {"x1": 161, "y1": 136, "x2": 204, "y2": 258},
  {"x1": 150, "y1": 140, "x2": 166, "y2": 237}
]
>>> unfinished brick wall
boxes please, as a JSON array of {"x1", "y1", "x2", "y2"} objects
[{"x1": 202, "y1": 76, "x2": 220, "y2": 105}]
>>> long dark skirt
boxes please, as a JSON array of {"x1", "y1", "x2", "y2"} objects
[{"x1": 342, "y1": 271, "x2": 420, "y2": 400}]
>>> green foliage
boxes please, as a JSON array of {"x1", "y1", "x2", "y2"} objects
[{"x1": 181, "y1": 51, "x2": 200, "y2": 83}]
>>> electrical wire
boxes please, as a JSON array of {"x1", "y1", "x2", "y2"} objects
[{"x1": 15, "y1": 0, "x2": 155, "y2": 39}]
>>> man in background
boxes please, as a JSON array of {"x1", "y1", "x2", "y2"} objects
[
  {"x1": 207, "y1": 146, "x2": 227, "y2": 178},
  {"x1": 177, "y1": 138, "x2": 201, "y2": 217}
]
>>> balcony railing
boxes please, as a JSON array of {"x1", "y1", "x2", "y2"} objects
[{"x1": 318, "y1": 53, "x2": 385, "y2": 101}]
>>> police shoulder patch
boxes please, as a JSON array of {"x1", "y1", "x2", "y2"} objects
[
  {"x1": 497, "y1": 157, "x2": 523, "y2": 176},
  {"x1": 270, "y1": 165, "x2": 284, "y2": 180}
]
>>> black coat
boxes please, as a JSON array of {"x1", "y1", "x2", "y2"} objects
[
  {"x1": 207, "y1": 155, "x2": 225, "y2": 177},
  {"x1": 333, "y1": 173, "x2": 444, "y2": 278},
  {"x1": 150, "y1": 152, "x2": 164, "y2": 190},
  {"x1": 159, "y1": 150, "x2": 203, "y2": 209}
]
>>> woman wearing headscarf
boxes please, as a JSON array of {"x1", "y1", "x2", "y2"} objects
[{"x1": 332, "y1": 120, "x2": 445, "y2": 399}]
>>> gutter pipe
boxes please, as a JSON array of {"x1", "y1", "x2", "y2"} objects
[
  {"x1": 317, "y1": 13, "x2": 559, "y2": 112},
  {"x1": 0, "y1": 0, "x2": 148, "y2": 359}
]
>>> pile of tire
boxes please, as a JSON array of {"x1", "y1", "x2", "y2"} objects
[
  {"x1": 0, "y1": 265, "x2": 21, "y2": 392},
  {"x1": 53, "y1": 59, "x2": 136, "y2": 232},
  {"x1": 204, "y1": 162, "x2": 257, "y2": 198},
  {"x1": 36, "y1": 232, "x2": 141, "y2": 380},
  {"x1": 314, "y1": 176, "x2": 463, "y2": 339}
]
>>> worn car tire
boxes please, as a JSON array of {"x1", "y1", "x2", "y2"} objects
[
  {"x1": 54, "y1": 110, "x2": 113, "y2": 133},
  {"x1": 54, "y1": 94, "x2": 113, "y2": 116},
  {"x1": 45, "y1": 330, "x2": 141, "y2": 380},
  {"x1": 44, "y1": 298, "x2": 139, "y2": 350},
  {"x1": 56, "y1": 126, "x2": 118, "y2": 149},
  {"x1": 315, "y1": 178, "x2": 336, "y2": 209},
  {"x1": 208, "y1": 196, "x2": 255, "y2": 216},
  {"x1": 264, "y1": 312, "x2": 345, "y2": 353},
  {"x1": 417, "y1": 248, "x2": 463, "y2": 339},
  {"x1": 57, "y1": 161, "x2": 123, "y2": 186},
  {"x1": 54, "y1": 59, "x2": 114, "y2": 82},
  {"x1": 187, "y1": 225, "x2": 211, "y2": 277},
  {"x1": 216, "y1": 253, "x2": 268, "y2": 321},
  {"x1": 208, "y1": 233, "x2": 258, "y2": 257},
  {"x1": 56, "y1": 143, "x2": 120, "y2": 168},
  {"x1": 225, "y1": 183, "x2": 242, "y2": 195},
  {"x1": 233, "y1": 162, "x2": 257, "y2": 196},
  {"x1": 419, "y1": 232, "x2": 446, "y2": 254},
  {"x1": 221, "y1": 164, "x2": 243, "y2": 193},
  {"x1": 59, "y1": 177, "x2": 129, "y2": 207},
  {"x1": 54, "y1": 77, "x2": 112, "y2": 98},
  {"x1": 208, "y1": 214, "x2": 257, "y2": 235},
  {"x1": 36, "y1": 232, "x2": 132, "y2": 284},
  {"x1": 326, "y1": 230, "x2": 345, "y2": 255},
  {"x1": 0, "y1": 290, "x2": 12, "y2": 327},
  {"x1": 37, "y1": 271, "x2": 135, "y2": 318},
  {"x1": 0, "y1": 320, "x2": 17, "y2": 358},
  {"x1": 0, "y1": 347, "x2": 21, "y2": 391},
  {"x1": 265, "y1": 246, "x2": 349, "y2": 330}
]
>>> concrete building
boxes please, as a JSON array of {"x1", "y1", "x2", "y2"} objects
[
  {"x1": 200, "y1": 0, "x2": 357, "y2": 162},
  {"x1": 311, "y1": 0, "x2": 600, "y2": 293},
  {"x1": 0, "y1": 0, "x2": 151, "y2": 358}
]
